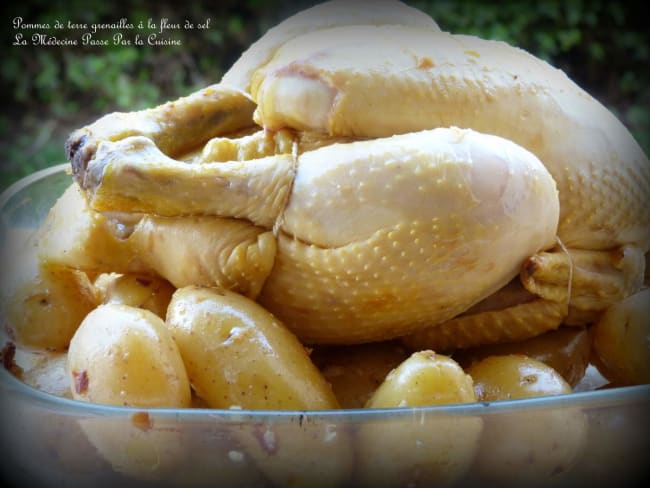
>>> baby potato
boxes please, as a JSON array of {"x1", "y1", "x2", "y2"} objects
[
  {"x1": 454, "y1": 326, "x2": 592, "y2": 387},
  {"x1": 4, "y1": 265, "x2": 97, "y2": 351},
  {"x1": 467, "y1": 354, "x2": 573, "y2": 401},
  {"x1": 1, "y1": 226, "x2": 98, "y2": 350},
  {"x1": 17, "y1": 350, "x2": 71, "y2": 399},
  {"x1": 67, "y1": 303, "x2": 191, "y2": 408},
  {"x1": 591, "y1": 288, "x2": 650, "y2": 385},
  {"x1": 235, "y1": 420, "x2": 354, "y2": 488},
  {"x1": 367, "y1": 350, "x2": 477, "y2": 408},
  {"x1": 79, "y1": 414, "x2": 187, "y2": 482},
  {"x1": 466, "y1": 355, "x2": 587, "y2": 486},
  {"x1": 1, "y1": 226, "x2": 97, "y2": 350},
  {"x1": 310, "y1": 341, "x2": 410, "y2": 408},
  {"x1": 165, "y1": 286, "x2": 338, "y2": 410},
  {"x1": 94, "y1": 273, "x2": 175, "y2": 319},
  {"x1": 356, "y1": 351, "x2": 482, "y2": 487}
]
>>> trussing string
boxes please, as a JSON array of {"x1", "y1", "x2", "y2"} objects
[
  {"x1": 555, "y1": 235, "x2": 573, "y2": 309},
  {"x1": 272, "y1": 137, "x2": 299, "y2": 237}
]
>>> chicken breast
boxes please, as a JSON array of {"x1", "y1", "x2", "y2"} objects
[{"x1": 252, "y1": 25, "x2": 649, "y2": 252}]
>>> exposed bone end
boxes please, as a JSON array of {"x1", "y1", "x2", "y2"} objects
[
  {"x1": 66, "y1": 110, "x2": 162, "y2": 190},
  {"x1": 65, "y1": 130, "x2": 92, "y2": 188},
  {"x1": 84, "y1": 136, "x2": 294, "y2": 229},
  {"x1": 66, "y1": 84, "x2": 256, "y2": 191}
]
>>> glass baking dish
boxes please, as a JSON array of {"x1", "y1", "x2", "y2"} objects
[{"x1": 1, "y1": 165, "x2": 649, "y2": 487}]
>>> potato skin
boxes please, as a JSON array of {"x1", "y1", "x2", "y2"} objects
[
  {"x1": 2, "y1": 227, "x2": 97, "y2": 350},
  {"x1": 454, "y1": 326, "x2": 592, "y2": 387},
  {"x1": 466, "y1": 355, "x2": 587, "y2": 486},
  {"x1": 357, "y1": 351, "x2": 481, "y2": 487},
  {"x1": 235, "y1": 420, "x2": 354, "y2": 488},
  {"x1": 79, "y1": 415, "x2": 187, "y2": 482},
  {"x1": 165, "y1": 286, "x2": 339, "y2": 410},
  {"x1": 67, "y1": 303, "x2": 191, "y2": 408},
  {"x1": 466, "y1": 354, "x2": 573, "y2": 401},
  {"x1": 6, "y1": 266, "x2": 97, "y2": 351},
  {"x1": 367, "y1": 350, "x2": 477, "y2": 408}
]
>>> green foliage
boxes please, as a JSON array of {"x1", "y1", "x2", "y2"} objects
[
  {"x1": 1, "y1": 0, "x2": 273, "y2": 189},
  {"x1": 1, "y1": 0, "x2": 647, "y2": 191}
]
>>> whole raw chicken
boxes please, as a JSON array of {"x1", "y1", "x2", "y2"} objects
[{"x1": 62, "y1": 0, "x2": 648, "y2": 346}]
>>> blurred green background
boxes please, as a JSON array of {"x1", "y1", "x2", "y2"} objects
[{"x1": 2, "y1": 0, "x2": 648, "y2": 191}]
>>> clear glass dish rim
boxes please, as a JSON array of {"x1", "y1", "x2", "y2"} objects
[
  {"x1": 1, "y1": 164, "x2": 649, "y2": 422},
  {"x1": 0, "y1": 162, "x2": 71, "y2": 209},
  {"x1": 3, "y1": 367, "x2": 649, "y2": 420}
]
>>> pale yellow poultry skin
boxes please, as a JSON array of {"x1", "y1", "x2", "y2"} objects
[{"x1": 58, "y1": 0, "x2": 648, "y2": 347}]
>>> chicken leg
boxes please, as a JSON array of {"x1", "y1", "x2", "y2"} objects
[
  {"x1": 71, "y1": 125, "x2": 560, "y2": 343},
  {"x1": 68, "y1": 0, "x2": 440, "y2": 190},
  {"x1": 37, "y1": 184, "x2": 276, "y2": 299},
  {"x1": 67, "y1": 85, "x2": 256, "y2": 190},
  {"x1": 258, "y1": 128, "x2": 559, "y2": 342}
]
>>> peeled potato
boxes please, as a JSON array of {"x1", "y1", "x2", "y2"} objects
[
  {"x1": 165, "y1": 286, "x2": 338, "y2": 410},
  {"x1": 466, "y1": 355, "x2": 587, "y2": 486},
  {"x1": 591, "y1": 288, "x2": 650, "y2": 386},
  {"x1": 67, "y1": 303, "x2": 191, "y2": 408},
  {"x1": 356, "y1": 351, "x2": 482, "y2": 487},
  {"x1": 235, "y1": 420, "x2": 354, "y2": 488}
]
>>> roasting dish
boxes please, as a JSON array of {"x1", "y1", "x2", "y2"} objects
[{"x1": 1, "y1": 165, "x2": 648, "y2": 487}]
